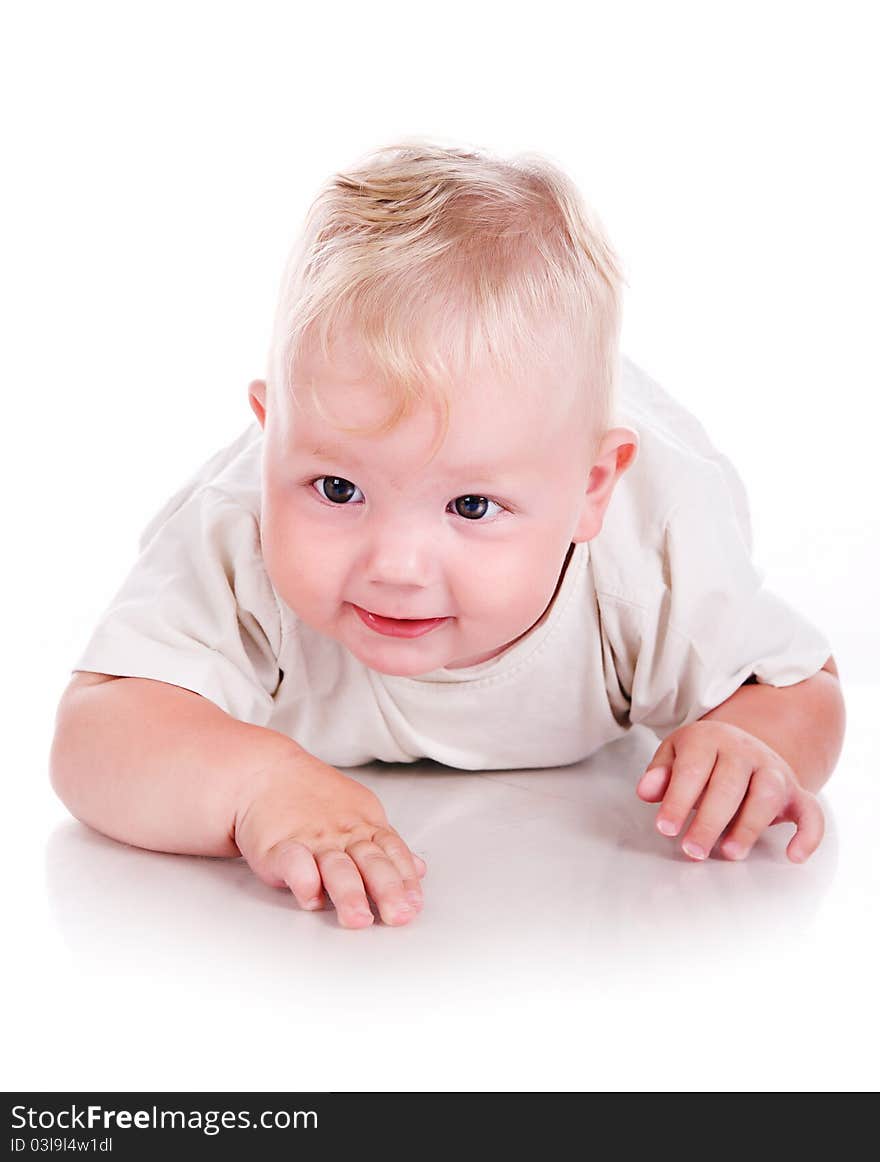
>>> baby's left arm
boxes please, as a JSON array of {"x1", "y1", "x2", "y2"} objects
[{"x1": 636, "y1": 656, "x2": 845, "y2": 863}]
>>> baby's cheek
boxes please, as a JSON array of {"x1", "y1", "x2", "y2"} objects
[
  {"x1": 462, "y1": 550, "x2": 542, "y2": 614},
  {"x1": 262, "y1": 551, "x2": 296, "y2": 611},
  {"x1": 276, "y1": 533, "x2": 353, "y2": 616},
  {"x1": 514, "y1": 552, "x2": 551, "y2": 595},
  {"x1": 261, "y1": 527, "x2": 308, "y2": 598}
]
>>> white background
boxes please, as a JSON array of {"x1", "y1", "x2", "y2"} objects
[{"x1": 3, "y1": 0, "x2": 878, "y2": 1093}]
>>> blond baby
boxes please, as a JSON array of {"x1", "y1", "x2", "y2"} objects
[{"x1": 51, "y1": 140, "x2": 845, "y2": 928}]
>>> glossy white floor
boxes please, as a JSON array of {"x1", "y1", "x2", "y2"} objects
[{"x1": 7, "y1": 681, "x2": 877, "y2": 1092}]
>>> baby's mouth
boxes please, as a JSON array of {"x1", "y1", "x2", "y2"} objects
[{"x1": 351, "y1": 604, "x2": 450, "y2": 639}]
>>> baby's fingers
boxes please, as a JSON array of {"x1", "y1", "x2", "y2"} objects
[
  {"x1": 374, "y1": 828, "x2": 425, "y2": 911},
  {"x1": 720, "y1": 774, "x2": 823, "y2": 863},
  {"x1": 347, "y1": 837, "x2": 420, "y2": 926},
  {"x1": 715, "y1": 766, "x2": 787, "y2": 860},
  {"x1": 680, "y1": 753, "x2": 752, "y2": 860},
  {"x1": 636, "y1": 766, "x2": 671, "y2": 801},
  {"x1": 263, "y1": 839, "x2": 325, "y2": 912},
  {"x1": 654, "y1": 749, "x2": 717, "y2": 838},
  {"x1": 316, "y1": 850, "x2": 375, "y2": 929},
  {"x1": 782, "y1": 791, "x2": 825, "y2": 863}
]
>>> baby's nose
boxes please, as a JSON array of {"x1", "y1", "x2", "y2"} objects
[{"x1": 362, "y1": 525, "x2": 435, "y2": 588}]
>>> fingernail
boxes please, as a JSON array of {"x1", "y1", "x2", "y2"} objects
[
  {"x1": 682, "y1": 841, "x2": 705, "y2": 860},
  {"x1": 721, "y1": 840, "x2": 744, "y2": 860},
  {"x1": 406, "y1": 890, "x2": 422, "y2": 907},
  {"x1": 657, "y1": 817, "x2": 678, "y2": 836}
]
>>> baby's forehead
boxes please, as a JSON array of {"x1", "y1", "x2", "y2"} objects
[
  {"x1": 287, "y1": 367, "x2": 582, "y2": 462},
  {"x1": 293, "y1": 329, "x2": 582, "y2": 423}
]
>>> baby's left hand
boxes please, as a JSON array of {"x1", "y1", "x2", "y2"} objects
[{"x1": 636, "y1": 720, "x2": 824, "y2": 863}]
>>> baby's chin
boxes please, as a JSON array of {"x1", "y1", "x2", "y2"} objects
[
  {"x1": 346, "y1": 632, "x2": 515, "y2": 677},
  {"x1": 345, "y1": 638, "x2": 453, "y2": 678},
  {"x1": 338, "y1": 616, "x2": 500, "y2": 677}
]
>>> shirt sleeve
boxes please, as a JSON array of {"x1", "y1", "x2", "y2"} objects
[
  {"x1": 71, "y1": 486, "x2": 283, "y2": 727},
  {"x1": 599, "y1": 460, "x2": 833, "y2": 737}
]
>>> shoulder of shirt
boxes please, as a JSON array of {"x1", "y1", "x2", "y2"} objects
[
  {"x1": 135, "y1": 421, "x2": 293, "y2": 650},
  {"x1": 137, "y1": 421, "x2": 264, "y2": 551},
  {"x1": 590, "y1": 355, "x2": 753, "y2": 607}
]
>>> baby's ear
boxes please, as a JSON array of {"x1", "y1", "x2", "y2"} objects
[
  {"x1": 608, "y1": 426, "x2": 639, "y2": 476},
  {"x1": 572, "y1": 426, "x2": 640, "y2": 543},
  {"x1": 248, "y1": 379, "x2": 268, "y2": 427},
  {"x1": 588, "y1": 426, "x2": 640, "y2": 494}
]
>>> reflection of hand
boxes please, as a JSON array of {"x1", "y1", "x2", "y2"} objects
[
  {"x1": 233, "y1": 751, "x2": 426, "y2": 928},
  {"x1": 636, "y1": 720, "x2": 824, "y2": 863}
]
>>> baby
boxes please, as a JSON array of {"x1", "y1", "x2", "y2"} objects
[{"x1": 50, "y1": 139, "x2": 846, "y2": 928}]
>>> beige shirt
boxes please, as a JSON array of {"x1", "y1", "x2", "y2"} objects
[{"x1": 72, "y1": 356, "x2": 832, "y2": 770}]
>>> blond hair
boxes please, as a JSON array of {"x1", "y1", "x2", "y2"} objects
[{"x1": 267, "y1": 137, "x2": 626, "y2": 463}]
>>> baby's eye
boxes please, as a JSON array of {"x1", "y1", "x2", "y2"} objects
[
  {"x1": 312, "y1": 476, "x2": 364, "y2": 504},
  {"x1": 311, "y1": 478, "x2": 504, "y2": 521},
  {"x1": 449, "y1": 495, "x2": 504, "y2": 521}
]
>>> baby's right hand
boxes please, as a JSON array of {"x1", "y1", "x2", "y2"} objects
[{"x1": 233, "y1": 748, "x2": 425, "y2": 928}]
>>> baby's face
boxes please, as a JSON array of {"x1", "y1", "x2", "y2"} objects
[{"x1": 250, "y1": 329, "x2": 627, "y2": 677}]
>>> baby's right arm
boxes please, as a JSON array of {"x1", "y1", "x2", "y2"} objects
[{"x1": 49, "y1": 675, "x2": 425, "y2": 928}]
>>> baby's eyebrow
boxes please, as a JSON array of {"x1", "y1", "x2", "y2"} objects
[
  {"x1": 302, "y1": 442, "x2": 371, "y2": 469},
  {"x1": 305, "y1": 442, "x2": 509, "y2": 482}
]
